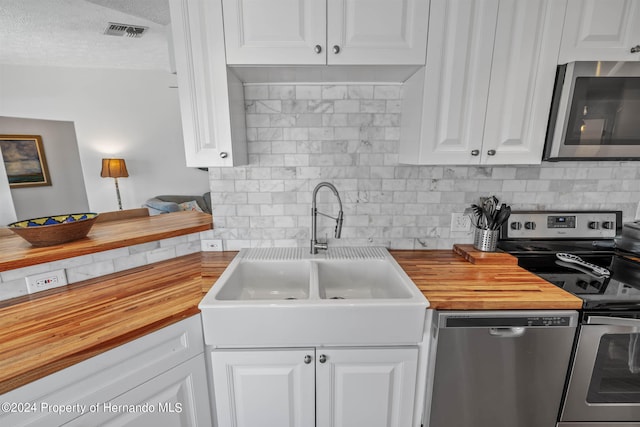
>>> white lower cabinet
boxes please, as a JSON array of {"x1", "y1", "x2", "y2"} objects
[
  {"x1": 63, "y1": 356, "x2": 210, "y2": 427},
  {"x1": 0, "y1": 316, "x2": 212, "y2": 427},
  {"x1": 211, "y1": 346, "x2": 419, "y2": 427},
  {"x1": 211, "y1": 348, "x2": 315, "y2": 426}
]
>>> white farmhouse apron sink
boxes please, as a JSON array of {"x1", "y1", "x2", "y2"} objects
[{"x1": 199, "y1": 247, "x2": 429, "y2": 347}]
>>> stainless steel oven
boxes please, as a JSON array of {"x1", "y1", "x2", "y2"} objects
[
  {"x1": 544, "y1": 61, "x2": 640, "y2": 161},
  {"x1": 560, "y1": 313, "x2": 640, "y2": 425},
  {"x1": 497, "y1": 210, "x2": 640, "y2": 426}
]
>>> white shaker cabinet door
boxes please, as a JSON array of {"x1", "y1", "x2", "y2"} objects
[
  {"x1": 169, "y1": 0, "x2": 247, "y2": 167},
  {"x1": 63, "y1": 355, "x2": 212, "y2": 427},
  {"x1": 481, "y1": 0, "x2": 567, "y2": 165},
  {"x1": 222, "y1": 0, "x2": 429, "y2": 65},
  {"x1": 315, "y1": 347, "x2": 419, "y2": 427},
  {"x1": 559, "y1": 0, "x2": 640, "y2": 62},
  {"x1": 326, "y1": 0, "x2": 430, "y2": 65},
  {"x1": 222, "y1": 0, "x2": 327, "y2": 64},
  {"x1": 401, "y1": 0, "x2": 498, "y2": 164},
  {"x1": 211, "y1": 349, "x2": 316, "y2": 427}
]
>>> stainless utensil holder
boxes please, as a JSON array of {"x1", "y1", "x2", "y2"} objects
[{"x1": 473, "y1": 228, "x2": 499, "y2": 252}]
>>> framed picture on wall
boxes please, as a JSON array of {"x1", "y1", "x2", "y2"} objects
[{"x1": 0, "y1": 135, "x2": 51, "y2": 188}]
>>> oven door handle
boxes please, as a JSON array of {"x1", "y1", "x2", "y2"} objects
[{"x1": 587, "y1": 316, "x2": 640, "y2": 328}]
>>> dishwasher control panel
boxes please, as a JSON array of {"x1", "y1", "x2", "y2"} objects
[{"x1": 439, "y1": 311, "x2": 579, "y2": 328}]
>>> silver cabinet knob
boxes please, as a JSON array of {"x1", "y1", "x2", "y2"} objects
[
  {"x1": 332, "y1": 45, "x2": 340, "y2": 54},
  {"x1": 219, "y1": 151, "x2": 228, "y2": 158},
  {"x1": 487, "y1": 149, "x2": 496, "y2": 156},
  {"x1": 471, "y1": 149, "x2": 480, "y2": 156},
  {"x1": 314, "y1": 45, "x2": 322, "y2": 54},
  {"x1": 631, "y1": 45, "x2": 640, "y2": 53},
  {"x1": 319, "y1": 354, "x2": 327, "y2": 363},
  {"x1": 304, "y1": 355, "x2": 312, "y2": 364}
]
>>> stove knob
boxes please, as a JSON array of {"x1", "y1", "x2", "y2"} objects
[
  {"x1": 576, "y1": 280, "x2": 589, "y2": 290},
  {"x1": 524, "y1": 221, "x2": 536, "y2": 230},
  {"x1": 588, "y1": 221, "x2": 600, "y2": 229},
  {"x1": 602, "y1": 221, "x2": 614, "y2": 230},
  {"x1": 510, "y1": 222, "x2": 522, "y2": 230}
]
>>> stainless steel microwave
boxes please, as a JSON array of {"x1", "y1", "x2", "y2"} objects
[{"x1": 544, "y1": 61, "x2": 640, "y2": 161}]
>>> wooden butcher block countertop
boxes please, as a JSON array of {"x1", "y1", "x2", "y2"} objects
[
  {"x1": 0, "y1": 240, "x2": 581, "y2": 394},
  {"x1": 393, "y1": 245, "x2": 583, "y2": 310},
  {"x1": 0, "y1": 251, "x2": 236, "y2": 395},
  {"x1": 0, "y1": 210, "x2": 213, "y2": 271}
]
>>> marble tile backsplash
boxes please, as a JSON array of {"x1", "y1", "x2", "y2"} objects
[
  {"x1": 0, "y1": 232, "x2": 207, "y2": 302},
  {"x1": 208, "y1": 83, "x2": 640, "y2": 251}
]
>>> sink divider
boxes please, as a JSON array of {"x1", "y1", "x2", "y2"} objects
[{"x1": 309, "y1": 261, "x2": 320, "y2": 300}]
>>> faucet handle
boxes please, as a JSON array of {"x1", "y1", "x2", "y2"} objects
[{"x1": 335, "y1": 211, "x2": 344, "y2": 239}]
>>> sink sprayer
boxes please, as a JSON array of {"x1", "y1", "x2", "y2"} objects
[{"x1": 310, "y1": 182, "x2": 343, "y2": 254}]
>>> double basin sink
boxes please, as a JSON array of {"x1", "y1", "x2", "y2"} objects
[{"x1": 199, "y1": 247, "x2": 429, "y2": 347}]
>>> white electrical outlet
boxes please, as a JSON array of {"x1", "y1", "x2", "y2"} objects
[
  {"x1": 451, "y1": 212, "x2": 472, "y2": 232},
  {"x1": 201, "y1": 239, "x2": 223, "y2": 252},
  {"x1": 25, "y1": 269, "x2": 67, "y2": 294}
]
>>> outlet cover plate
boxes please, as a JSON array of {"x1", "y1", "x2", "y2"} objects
[
  {"x1": 451, "y1": 212, "x2": 472, "y2": 232},
  {"x1": 201, "y1": 239, "x2": 223, "y2": 252},
  {"x1": 25, "y1": 269, "x2": 68, "y2": 294}
]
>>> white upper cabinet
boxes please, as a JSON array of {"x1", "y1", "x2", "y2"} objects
[
  {"x1": 169, "y1": 0, "x2": 247, "y2": 167},
  {"x1": 222, "y1": 0, "x2": 429, "y2": 65},
  {"x1": 401, "y1": 0, "x2": 499, "y2": 165},
  {"x1": 399, "y1": 0, "x2": 567, "y2": 165},
  {"x1": 482, "y1": 0, "x2": 567, "y2": 165},
  {"x1": 222, "y1": 0, "x2": 327, "y2": 64},
  {"x1": 559, "y1": 0, "x2": 640, "y2": 63}
]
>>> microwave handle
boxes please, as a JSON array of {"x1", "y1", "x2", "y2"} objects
[{"x1": 587, "y1": 316, "x2": 640, "y2": 328}]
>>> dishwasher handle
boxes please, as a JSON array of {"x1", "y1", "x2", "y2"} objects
[{"x1": 488, "y1": 327, "x2": 526, "y2": 338}]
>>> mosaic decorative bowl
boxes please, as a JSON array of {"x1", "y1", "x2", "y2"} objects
[{"x1": 8, "y1": 213, "x2": 99, "y2": 247}]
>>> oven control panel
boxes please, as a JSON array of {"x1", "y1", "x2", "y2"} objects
[{"x1": 503, "y1": 211, "x2": 620, "y2": 239}]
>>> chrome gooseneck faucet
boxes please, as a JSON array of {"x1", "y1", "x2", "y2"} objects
[{"x1": 310, "y1": 182, "x2": 344, "y2": 254}]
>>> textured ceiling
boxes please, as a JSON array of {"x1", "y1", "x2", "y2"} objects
[{"x1": 0, "y1": 0, "x2": 171, "y2": 70}]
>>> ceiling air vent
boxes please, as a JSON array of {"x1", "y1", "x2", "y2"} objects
[{"x1": 104, "y1": 22, "x2": 148, "y2": 38}]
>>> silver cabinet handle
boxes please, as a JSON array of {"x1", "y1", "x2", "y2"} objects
[
  {"x1": 314, "y1": 45, "x2": 322, "y2": 54},
  {"x1": 219, "y1": 152, "x2": 228, "y2": 158},
  {"x1": 631, "y1": 45, "x2": 640, "y2": 53},
  {"x1": 332, "y1": 45, "x2": 340, "y2": 54},
  {"x1": 318, "y1": 354, "x2": 327, "y2": 363},
  {"x1": 487, "y1": 149, "x2": 496, "y2": 156},
  {"x1": 304, "y1": 355, "x2": 312, "y2": 364},
  {"x1": 471, "y1": 149, "x2": 480, "y2": 156}
]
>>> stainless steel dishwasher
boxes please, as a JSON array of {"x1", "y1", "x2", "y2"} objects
[{"x1": 426, "y1": 310, "x2": 578, "y2": 427}]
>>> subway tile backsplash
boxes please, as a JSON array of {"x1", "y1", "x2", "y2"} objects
[{"x1": 208, "y1": 83, "x2": 640, "y2": 251}]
